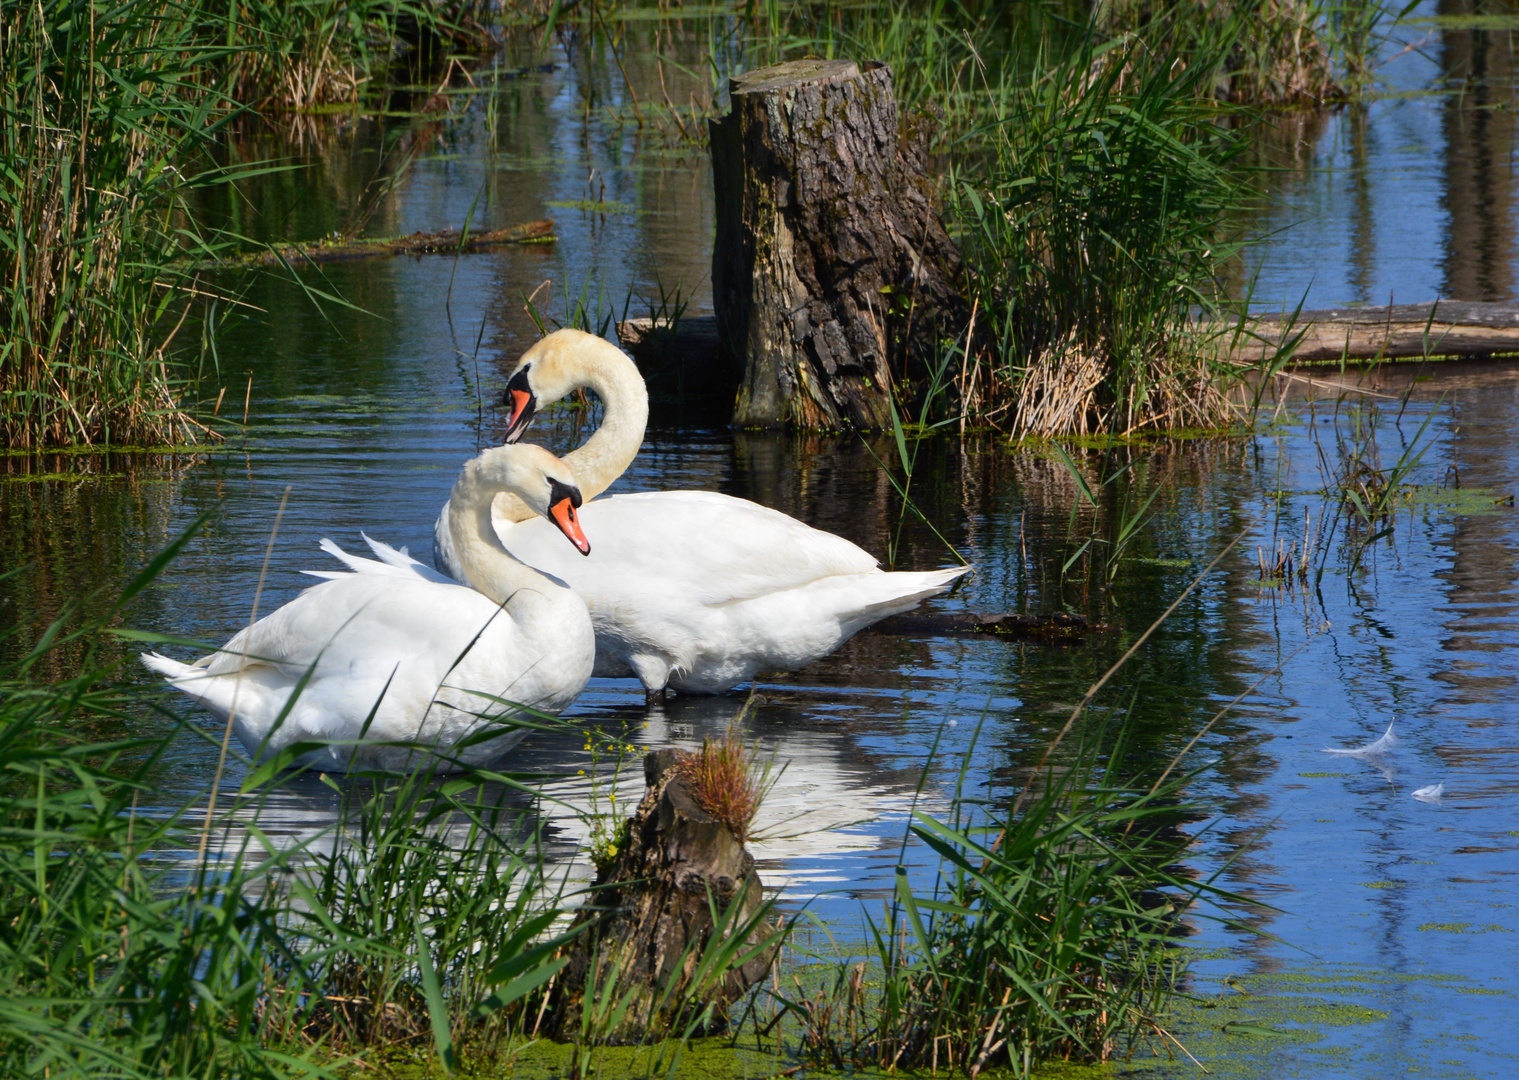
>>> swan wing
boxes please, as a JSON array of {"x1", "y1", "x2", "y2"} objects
[
  {"x1": 497, "y1": 490, "x2": 880, "y2": 605},
  {"x1": 304, "y1": 536, "x2": 455, "y2": 585},
  {"x1": 197, "y1": 576, "x2": 511, "y2": 680}
]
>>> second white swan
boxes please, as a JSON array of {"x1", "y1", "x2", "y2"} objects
[
  {"x1": 144, "y1": 444, "x2": 596, "y2": 772},
  {"x1": 430, "y1": 329, "x2": 971, "y2": 696}
]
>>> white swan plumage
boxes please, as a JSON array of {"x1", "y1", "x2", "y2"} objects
[
  {"x1": 428, "y1": 329, "x2": 971, "y2": 695},
  {"x1": 142, "y1": 444, "x2": 596, "y2": 772}
]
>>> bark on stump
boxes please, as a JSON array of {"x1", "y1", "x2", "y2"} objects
[
  {"x1": 544, "y1": 749, "x2": 775, "y2": 1044},
  {"x1": 710, "y1": 59, "x2": 972, "y2": 429}
]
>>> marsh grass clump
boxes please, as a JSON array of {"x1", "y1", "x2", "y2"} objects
[
  {"x1": 953, "y1": 27, "x2": 1250, "y2": 439},
  {"x1": 1097, "y1": 0, "x2": 1345, "y2": 106},
  {"x1": 0, "y1": 0, "x2": 501, "y2": 451},
  {"x1": 674, "y1": 731, "x2": 763, "y2": 844},
  {"x1": 0, "y1": 0, "x2": 237, "y2": 449},
  {"x1": 214, "y1": 0, "x2": 497, "y2": 112},
  {"x1": 779, "y1": 718, "x2": 1244, "y2": 1079}
]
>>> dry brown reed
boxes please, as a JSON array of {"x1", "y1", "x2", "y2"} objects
[
  {"x1": 674, "y1": 732, "x2": 763, "y2": 844},
  {"x1": 1256, "y1": 508, "x2": 1317, "y2": 586},
  {"x1": 1008, "y1": 333, "x2": 1234, "y2": 440},
  {"x1": 1, "y1": 1, "x2": 226, "y2": 449}
]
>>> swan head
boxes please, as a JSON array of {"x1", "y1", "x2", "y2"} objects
[
  {"x1": 481, "y1": 443, "x2": 591, "y2": 556},
  {"x1": 500, "y1": 328, "x2": 632, "y2": 443}
]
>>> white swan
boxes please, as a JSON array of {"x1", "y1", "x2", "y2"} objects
[
  {"x1": 430, "y1": 329, "x2": 971, "y2": 696},
  {"x1": 142, "y1": 444, "x2": 597, "y2": 772}
]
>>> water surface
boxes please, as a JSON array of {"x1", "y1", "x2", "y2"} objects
[{"x1": 3, "y1": 15, "x2": 1519, "y2": 1079}]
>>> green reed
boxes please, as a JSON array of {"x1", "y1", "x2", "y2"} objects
[
  {"x1": 0, "y1": 0, "x2": 239, "y2": 450},
  {"x1": 0, "y1": 0, "x2": 498, "y2": 452},
  {"x1": 210, "y1": 0, "x2": 497, "y2": 113},
  {"x1": 778, "y1": 702, "x2": 1252, "y2": 1079},
  {"x1": 950, "y1": 24, "x2": 1252, "y2": 438}
]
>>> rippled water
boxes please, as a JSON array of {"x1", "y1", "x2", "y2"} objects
[
  {"x1": 1244, "y1": 0, "x2": 1519, "y2": 310},
  {"x1": 4, "y1": 13, "x2": 1519, "y2": 1078}
]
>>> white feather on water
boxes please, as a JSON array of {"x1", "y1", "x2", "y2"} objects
[
  {"x1": 1412, "y1": 782, "x2": 1444, "y2": 802},
  {"x1": 1323, "y1": 720, "x2": 1398, "y2": 757}
]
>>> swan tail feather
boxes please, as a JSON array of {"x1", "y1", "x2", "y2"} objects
[
  {"x1": 843, "y1": 565, "x2": 975, "y2": 625},
  {"x1": 318, "y1": 536, "x2": 377, "y2": 574},
  {"x1": 315, "y1": 535, "x2": 454, "y2": 584},
  {"x1": 141, "y1": 651, "x2": 197, "y2": 680}
]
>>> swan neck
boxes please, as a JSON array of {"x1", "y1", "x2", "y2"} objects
[
  {"x1": 562, "y1": 346, "x2": 648, "y2": 502},
  {"x1": 448, "y1": 456, "x2": 550, "y2": 603}
]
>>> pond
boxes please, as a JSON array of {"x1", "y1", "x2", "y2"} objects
[{"x1": 3, "y1": 9, "x2": 1518, "y2": 1079}]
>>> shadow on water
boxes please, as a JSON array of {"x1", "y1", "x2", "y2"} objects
[{"x1": 3, "y1": 7, "x2": 1519, "y2": 1076}]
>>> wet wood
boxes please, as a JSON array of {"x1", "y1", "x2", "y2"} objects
[
  {"x1": 544, "y1": 749, "x2": 776, "y2": 1045},
  {"x1": 866, "y1": 610, "x2": 1113, "y2": 644},
  {"x1": 710, "y1": 59, "x2": 972, "y2": 430},
  {"x1": 1219, "y1": 300, "x2": 1519, "y2": 363},
  {"x1": 615, "y1": 315, "x2": 738, "y2": 412},
  {"x1": 226, "y1": 219, "x2": 555, "y2": 268}
]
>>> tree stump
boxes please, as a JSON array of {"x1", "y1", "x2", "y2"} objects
[
  {"x1": 544, "y1": 749, "x2": 776, "y2": 1044},
  {"x1": 710, "y1": 59, "x2": 973, "y2": 430}
]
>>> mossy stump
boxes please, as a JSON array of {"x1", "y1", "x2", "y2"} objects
[
  {"x1": 710, "y1": 58, "x2": 973, "y2": 429},
  {"x1": 544, "y1": 749, "x2": 775, "y2": 1044}
]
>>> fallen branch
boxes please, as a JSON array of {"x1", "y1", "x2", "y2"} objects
[{"x1": 224, "y1": 219, "x2": 556, "y2": 268}]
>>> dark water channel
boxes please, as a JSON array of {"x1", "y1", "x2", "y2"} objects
[{"x1": 5, "y1": 11, "x2": 1519, "y2": 1079}]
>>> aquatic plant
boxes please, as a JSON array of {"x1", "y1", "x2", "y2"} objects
[
  {"x1": 0, "y1": 0, "x2": 239, "y2": 449},
  {"x1": 952, "y1": 25, "x2": 1251, "y2": 438},
  {"x1": 776, "y1": 713, "x2": 1234, "y2": 1078},
  {"x1": 212, "y1": 0, "x2": 497, "y2": 112},
  {"x1": 1096, "y1": 0, "x2": 1346, "y2": 106}
]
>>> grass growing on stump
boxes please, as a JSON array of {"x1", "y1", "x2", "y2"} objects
[{"x1": 673, "y1": 731, "x2": 763, "y2": 845}]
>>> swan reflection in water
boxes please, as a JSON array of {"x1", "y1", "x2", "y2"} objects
[{"x1": 217, "y1": 689, "x2": 943, "y2": 905}]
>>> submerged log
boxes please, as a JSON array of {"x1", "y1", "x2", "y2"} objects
[
  {"x1": 544, "y1": 749, "x2": 776, "y2": 1044},
  {"x1": 710, "y1": 59, "x2": 972, "y2": 430},
  {"x1": 866, "y1": 610, "x2": 1114, "y2": 644},
  {"x1": 1217, "y1": 300, "x2": 1519, "y2": 363},
  {"x1": 223, "y1": 219, "x2": 555, "y2": 268},
  {"x1": 615, "y1": 315, "x2": 738, "y2": 415}
]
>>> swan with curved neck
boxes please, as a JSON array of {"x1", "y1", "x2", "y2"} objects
[
  {"x1": 144, "y1": 444, "x2": 596, "y2": 772},
  {"x1": 422, "y1": 329, "x2": 966, "y2": 695},
  {"x1": 425, "y1": 328, "x2": 971, "y2": 697}
]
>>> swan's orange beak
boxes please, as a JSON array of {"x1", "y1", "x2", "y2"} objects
[
  {"x1": 501, "y1": 365, "x2": 538, "y2": 443},
  {"x1": 504, "y1": 388, "x2": 535, "y2": 442},
  {"x1": 550, "y1": 496, "x2": 591, "y2": 556}
]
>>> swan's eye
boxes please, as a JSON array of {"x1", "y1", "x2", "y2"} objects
[{"x1": 547, "y1": 477, "x2": 582, "y2": 509}]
